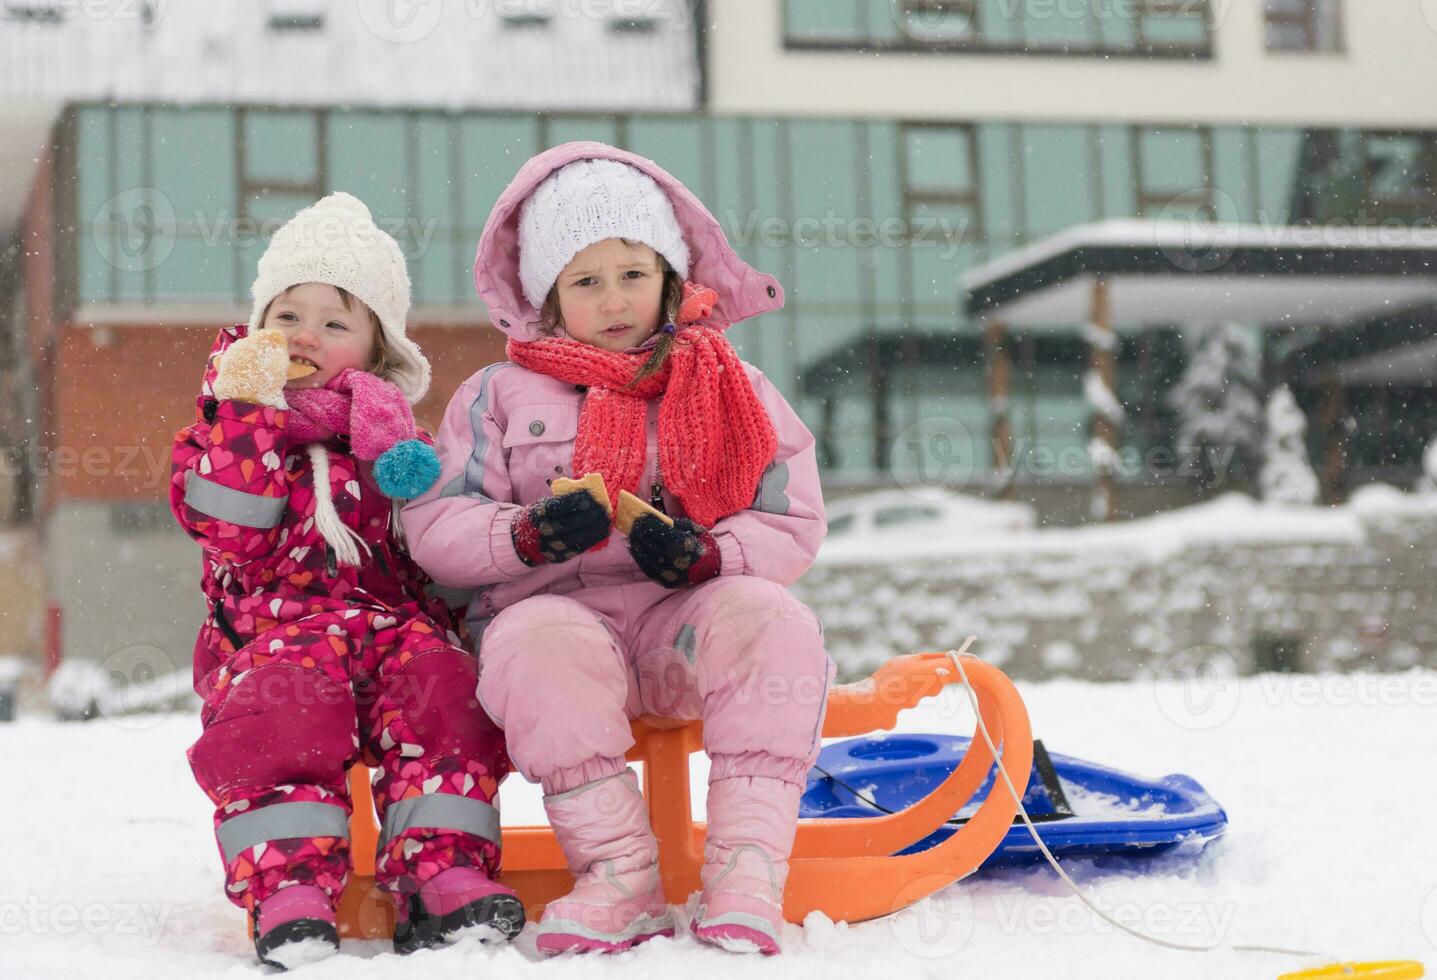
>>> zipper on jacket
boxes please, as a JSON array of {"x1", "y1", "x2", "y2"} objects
[
  {"x1": 325, "y1": 544, "x2": 338, "y2": 577},
  {"x1": 212, "y1": 599, "x2": 245, "y2": 651},
  {"x1": 374, "y1": 546, "x2": 391, "y2": 577}
]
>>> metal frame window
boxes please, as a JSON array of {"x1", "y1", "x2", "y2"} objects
[
  {"x1": 783, "y1": 0, "x2": 1212, "y2": 58},
  {"x1": 1133, "y1": 125, "x2": 1215, "y2": 219},
  {"x1": 1265, "y1": 0, "x2": 1343, "y2": 53},
  {"x1": 898, "y1": 122, "x2": 982, "y2": 246}
]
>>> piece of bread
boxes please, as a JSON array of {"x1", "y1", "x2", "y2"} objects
[
  {"x1": 551, "y1": 472, "x2": 612, "y2": 516},
  {"x1": 615, "y1": 489, "x2": 674, "y2": 533},
  {"x1": 286, "y1": 359, "x2": 318, "y2": 380}
]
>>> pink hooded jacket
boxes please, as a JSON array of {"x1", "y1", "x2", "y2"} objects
[{"x1": 399, "y1": 142, "x2": 827, "y2": 624}]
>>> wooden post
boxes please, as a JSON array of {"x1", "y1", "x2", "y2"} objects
[
  {"x1": 984, "y1": 318, "x2": 1015, "y2": 499},
  {"x1": 1088, "y1": 278, "x2": 1120, "y2": 521},
  {"x1": 1318, "y1": 372, "x2": 1348, "y2": 504}
]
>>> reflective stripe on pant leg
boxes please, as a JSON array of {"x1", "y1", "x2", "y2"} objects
[
  {"x1": 378, "y1": 794, "x2": 501, "y2": 849},
  {"x1": 216, "y1": 800, "x2": 350, "y2": 863}
]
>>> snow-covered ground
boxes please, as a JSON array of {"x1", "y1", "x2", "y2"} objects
[{"x1": 4, "y1": 670, "x2": 1435, "y2": 979}]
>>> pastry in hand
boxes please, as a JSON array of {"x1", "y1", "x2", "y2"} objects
[
  {"x1": 551, "y1": 472, "x2": 612, "y2": 517},
  {"x1": 615, "y1": 489, "x2": 674, "y2": 534}
]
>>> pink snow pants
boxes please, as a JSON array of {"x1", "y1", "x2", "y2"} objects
[{"x1": 476, "y1": 576, "x2": 834, "y2": 795}]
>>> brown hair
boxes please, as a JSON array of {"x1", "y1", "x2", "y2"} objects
[
  {"x1": 536, "y1": 240, "x2": 684, "y2": 387},
  {"x1": 261, "y1": 284, "x2": 393, "y2": 377}
]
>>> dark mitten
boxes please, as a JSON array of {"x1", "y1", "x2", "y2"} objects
[
  {"x1": 510, "y1": 491, "x2": 611, "y2": 566},
  {"x1": 627, "y1": 515, "x2": 721, "y2": 589}
]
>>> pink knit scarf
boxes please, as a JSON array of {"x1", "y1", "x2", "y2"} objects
[{"x1": 285, "y1": 369, "x2": 416, "y2": 460}]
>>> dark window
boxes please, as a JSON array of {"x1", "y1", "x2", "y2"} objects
[
  {"x1": 501, "y1": 13, "x2": 551, "y2": 29},
  {"x1": 609, "y1": 16, "x2": 662, "y2": 34},
  {"x1": 1265, "y1": 0, "x2": 1342, "y2": 52},
  {"x1": 267, "y1": 13, "x2": 324, "y2": 31}
]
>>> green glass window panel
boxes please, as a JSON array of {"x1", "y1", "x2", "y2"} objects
[
  {"x1": 976, "y1": 0, "x2": 1023, "y2": 44},
  {"x1": 243, "y1": 110, "x2": 319, "y2": 185},
  {"x1": 546, "y1": 116, "x2": 618, "y2": 148},
  {"x1": 627, "y1": 117, "x2": 705, "y2": 196},
  {"x1": 153, "y1": 237, "x2": 237, "y2": 301},
  {"x1": 414, "y1": 117, "x2": 454, "y2": 222},
  {"x1": 832, "y1": 393, "x2": 874, "y2": 472},
  {"x1": 327, "y1": 113, "x2": 410, "y2": 221},
  {"x1": 1097, "y1": 125, "x2": 1137, "y2": 218},
  {"x1": 1140, "y1": 127, "x2": 1207, "y2": 193},
  {"x1": 1213, "y1": 128, "x2": 1258, "y2": 222},
  {"x1": 460, "y1": 116, "x2": 539, "y2": 227},
  {"x1": 786, "y1": 0, "x2": 861, "y2": 40},
  {"x1": 905, "y1": 126, "x2": 973, "y2": 193},
  {"x1": 863, "y1": 0, "x2": 903, "y2": 41},
  {"x1": 790, "y1": 121, "x2": 861, "y2": 223},
  {"x1": 152, "y1": 109, "x2": 236, "y2": 230},
  {"x1": 1095, "y1": 0, "x2": 1139, "y2": 49},
  {"x1": 977, "y1": 124, "x2": 1019, "y2": 246},
  {"x1": 1022, "y1": 0, "x2": 1096, "y2": 48},
  {"x1": 908, "y1": 240, "x2": 962, "y2": 319},
  {"x1": 1255, "y1": 129, "x2": 1304, "y2": 219},
  {"x1": 710, "y1": 118, "x2": 750, "y2": 253},
  {"x1": 1138, "y1": 7, "x2": 1209, "y2": 46},
  {"x1": 1022, "y1": 126, "x2": 1094, "y2": 237},
  {"x1": 75, "y1": 108, "x2": 112, "y2": 304},
  {"x1": 413, "y1": 236, "x2": 461, "y2": 306},
  {"x1": 114, "y1": 107, "x2": 145, "y2": 203}
]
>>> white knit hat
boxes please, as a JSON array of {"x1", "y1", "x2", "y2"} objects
[
  {"x1": 517, "y1": 158, "x2": 690, "y2": 309},
  {"x1": 248, "y1": 192, "x2": 431, "y2": 404}
]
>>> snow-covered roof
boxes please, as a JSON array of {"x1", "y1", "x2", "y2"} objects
[
  {"x1": 0, "y1": 0, "x2": 699, "y2": 110},
  {"x1": 1329, "y1": 335, "x2": 1437, "y2": 385},
  {"x1": 963, "y1": 219, "x2": 1437, "y2": 329}
]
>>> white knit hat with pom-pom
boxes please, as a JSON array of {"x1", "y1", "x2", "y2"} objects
[
  {"x1": 518, "y1": 158, "x2": 689, "y2": 309},
  {"x1": 248, "y1": 192, "x2": 431, "y2": 404}
]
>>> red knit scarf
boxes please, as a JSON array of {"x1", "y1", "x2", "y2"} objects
[{"x1": 506, "y1": 283, "x2": 777, "y2": 529}]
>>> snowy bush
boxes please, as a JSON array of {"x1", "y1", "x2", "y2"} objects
[
  {"x1": 1260, "y1": 385, "x2": 1320, "y2": 506},
  {"x1": 1168, "y1": 323, "x2": 1263, "y2": 491}
]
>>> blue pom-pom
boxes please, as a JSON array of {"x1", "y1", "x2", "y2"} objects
[{"x1": 375, "y1": 439, "x2": 441, "y2": 499}]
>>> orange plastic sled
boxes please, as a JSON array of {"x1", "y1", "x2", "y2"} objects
[{"x1": 330, "y1": 650, "x2": 1032, "y2": 938}]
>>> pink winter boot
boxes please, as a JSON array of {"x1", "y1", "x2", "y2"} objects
[
  {"x1": 392, "y1": 866, "x2": 525, "y2": 954},
  {"x1": 252, "y1": 883, "x2": 339, "y2": 970},
  {"x1": 690, "y1": 776, "x2": 801, "y2": 955},
  {"x1": 536, "y1": 769, "x2": 674, "y2": 955}
]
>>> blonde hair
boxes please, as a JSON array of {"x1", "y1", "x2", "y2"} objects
[
  {"x1": 261, "y1": 284, "x2": 394, "y2": 378},
  {"x1": 537, "y1": 240, "x2": 685, "y2": 386}
]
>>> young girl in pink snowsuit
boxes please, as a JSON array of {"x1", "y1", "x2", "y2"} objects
[
  {"x1": 402, "y1": 143, "x2": 835, "y2": 956},
  {"x1": 171, "y1": 193, "x2": 523, "y2": 969}
]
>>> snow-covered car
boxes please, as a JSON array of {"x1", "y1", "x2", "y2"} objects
[{"x1": 820, "y1": 487, "x2": 1037, "y2": 547}]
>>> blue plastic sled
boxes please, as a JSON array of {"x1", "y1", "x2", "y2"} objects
[{"x1": 800, "y1": 734, "x2": 1227, "y2": 866}]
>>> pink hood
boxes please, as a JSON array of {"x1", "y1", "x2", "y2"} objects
[{"x1": 472, "y1": 141, "x2": 785, "y2": 341}]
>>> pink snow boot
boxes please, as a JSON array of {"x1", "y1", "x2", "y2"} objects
[
  {"x1": 253, "y1": 884, "x2": 339, "y2": 970},
  {"x1": 535, "y1": 769, "x2": 674, "y2": 955},
  {"x1": 690, "y1": 776, "x2": 801, "y2": 955},
  {"x1": 393, "y1": 866, "x2": 526, "y2": 954}
]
